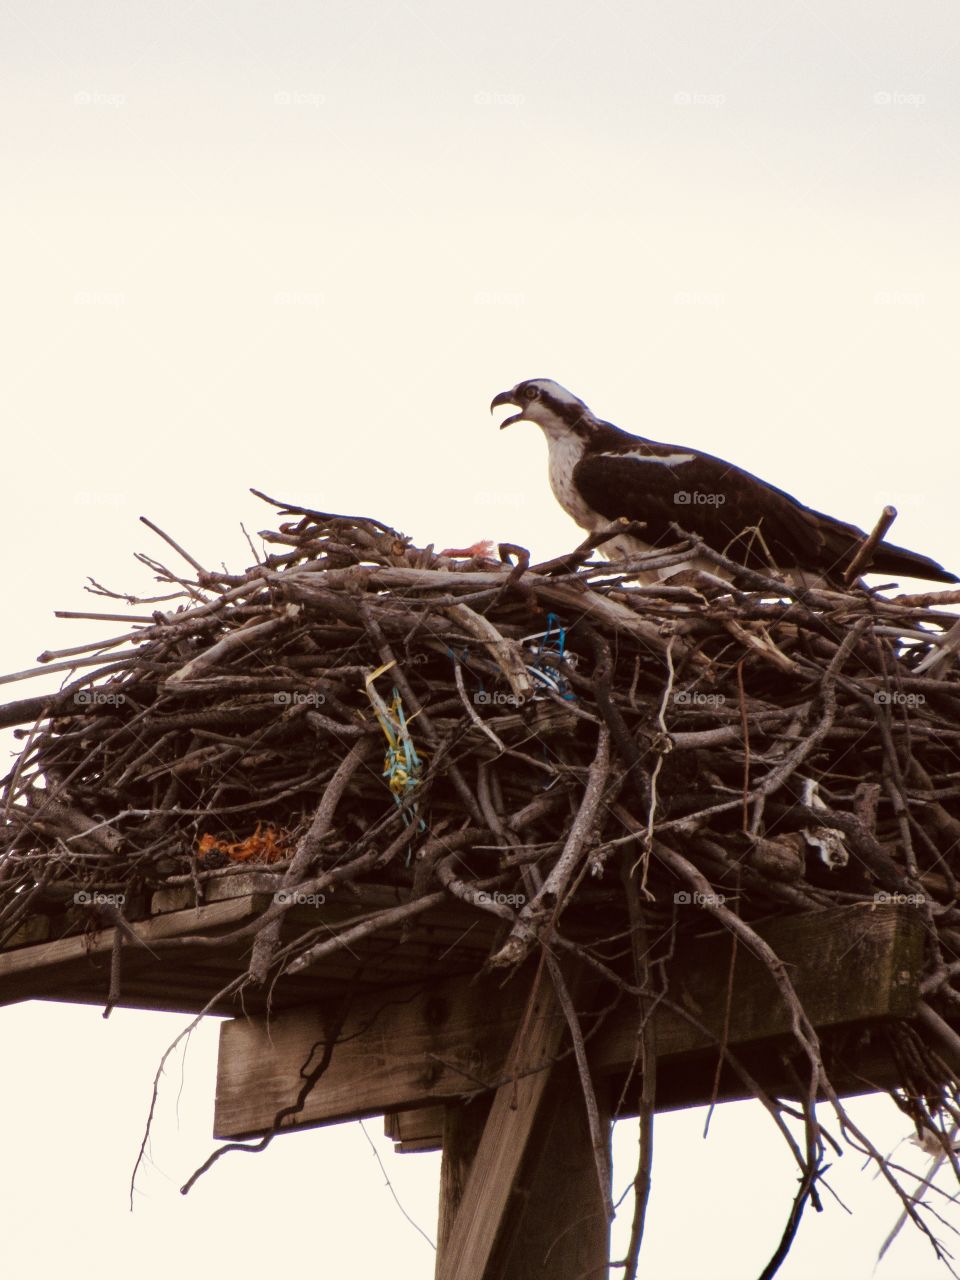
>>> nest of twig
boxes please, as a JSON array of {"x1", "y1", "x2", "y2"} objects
[{"x1": 4, "y1": 490, "x2": 960, "y2": 1274}]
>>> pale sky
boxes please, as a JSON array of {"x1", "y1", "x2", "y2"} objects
[{"x1": 2, "y1": 2, "x2": 960, "y2": 1277}]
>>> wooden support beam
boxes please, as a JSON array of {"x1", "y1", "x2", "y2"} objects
[
  {"x1": 217, "y1": 961, "x2": 542, "y2": 1137},
  {"x1": 437, "y1": 1065, "x2": 611, "y2": 1279},
  {"x1": 215, "y1": 904, "x2": 924, "y2": 1139},
  {"x1": 437, "y1": 1100, "x2": 492, "y2": 1256},
  {"x1": 385, "y1": 1106, "x2": 447, "y2": 1153},
  {"x1": 434, "y1": 965, "x2": 570, "y2": 1280},
  {"x1": 487, "y1": 1063, "x2": 610, "y2": 1278}
]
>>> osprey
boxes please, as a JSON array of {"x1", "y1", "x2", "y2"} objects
[{"x1": 491, "y1": 377, "x2": 957, "y2": 587}]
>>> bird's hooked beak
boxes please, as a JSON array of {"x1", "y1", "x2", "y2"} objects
[{"x1": 490, "y1": 388, "x2": 524, "y2": 429}]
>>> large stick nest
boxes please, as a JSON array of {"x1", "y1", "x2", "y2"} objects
[{"x1": 3, "y1": 492, "x2": 960, "y2": 1273}]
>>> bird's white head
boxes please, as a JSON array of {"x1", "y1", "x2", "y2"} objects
[{"x1": 490, "y1": 378, "x2": 595, "y2": 439}]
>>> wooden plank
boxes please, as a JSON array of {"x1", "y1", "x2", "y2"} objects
[
  {"x1": 0, "y1": 917, "x2": 50, "y2": 948},
  {"x1": 435, "y1": 966, "x2": 568, "y2": 1280},
  {"x1": 384, "y1": 1106, "x2": 446, "y2": 1154},
  {"x1": 437, "y1": 1100, "x2": 492, "y2": 1255},
  {"x1": 435, "y1": 1066, "x2": 610, "y2": 1279},
  {"x1": 477, "y1": 1063, "x2": 610, "y2": 1279},
  {"x1": 152, "y1": 873, "x2": 284, "y2": 913},
  {"x1": 0, "y1": 894, "x2": 267, "y2": 999},
  {"x1": 0, "y1": 884, "x2": 501, "y2": 1013},
  {"x1": 216, "y1": 964, "x2": 542, "y2": 1138},
  {"x1": 603, "y1": 901, "x2": 923, "y2": 1063},
  {"x1": 214, "y1": 904, "x2": 925, "y2": 1137}
]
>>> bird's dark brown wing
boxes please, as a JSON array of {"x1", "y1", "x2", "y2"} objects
[{"x1": 573, "y1": 442, "x2": 956, "y2": 583}]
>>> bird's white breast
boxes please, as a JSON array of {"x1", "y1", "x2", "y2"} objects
[{"x1": 542, "y1": 428, "x2": 597, "y2": 530}]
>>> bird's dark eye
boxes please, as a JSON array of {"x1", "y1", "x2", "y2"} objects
[{"x1": 523, "y1": 385, "x2": 539, "y2": 400}]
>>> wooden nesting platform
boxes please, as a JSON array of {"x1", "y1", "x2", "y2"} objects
[
  {"x1": 213, "y1": 901, "x2": 927, "y2": 1140},
  {"x1": 0, "y1": 878, "x2": 940, "y2": 1280},
  {"x1": 0, "y1": 885, "x2": 927, "y2": 1106},
  {"x1": 0, "y1": 875, "x2": 501, "y2": 1015}
]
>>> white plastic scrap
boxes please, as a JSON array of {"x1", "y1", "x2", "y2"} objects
[{"x1": 801, "y1": 777, "x2": 849, "y2": 870}]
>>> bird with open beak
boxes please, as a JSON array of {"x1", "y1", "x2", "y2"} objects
[{"x1": 491, "y1": 377, "x2": 958, "y2": 587}]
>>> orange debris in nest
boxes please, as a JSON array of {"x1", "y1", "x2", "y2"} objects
[{"x1": 197, "y1": 823, "x2": 290, "y2": 864}]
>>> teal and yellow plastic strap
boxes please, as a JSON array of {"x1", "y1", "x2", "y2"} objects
[{"x1": 364, "y1": 660, "x2": 425, "y2": 813}]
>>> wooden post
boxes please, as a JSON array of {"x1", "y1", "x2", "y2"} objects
[
  {"x1": 437, "y1": 1097, "x2": 492, "y2": 1260},
  {"x1": 434, "y1": 965, "x2": 571, "y2": 1280},
  {"x1": 437, "y1": 1064, "x2": 611, "y2": 1279},
  {"x1": 434, "y1": 961, "x2": 611, "y2": 1280}
]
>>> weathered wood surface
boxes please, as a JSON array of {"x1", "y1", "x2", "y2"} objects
[
  {"x1": 649, "y1": 901, "x2": 922, "y2": 1055},
  {"x1": 0, "y1": 895, "x2": 263, "y2": 1008},
  {"x1": 1, "y1": 917, "x2": 50, "y2": 949},
  {"x1": 436, "y1": 1063, "x2": 611, "y2": 1280},
  {"x1": 434, "y1": 967, "x2": 570, "y2": 1280},
  {"x1": 385, "y1": 1105, "x2": 449, "y2": 1154},
  {"x1": 0, "y1": 884, "x2": 499, "y2": 1014},
  {"x1": 436, "y1": 1100, "x2": 492, "y2": 1255},
  {"x1": 217, "y1": 960, "x2": 551, "y2": 1137},
  {"x1": 215, "y1": 904, "x2": 925, "y2": 1139}
]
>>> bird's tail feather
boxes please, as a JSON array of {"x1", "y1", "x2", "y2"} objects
[{"x1": 869, "y1": 541, "x2": 957, "y2": 584}]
